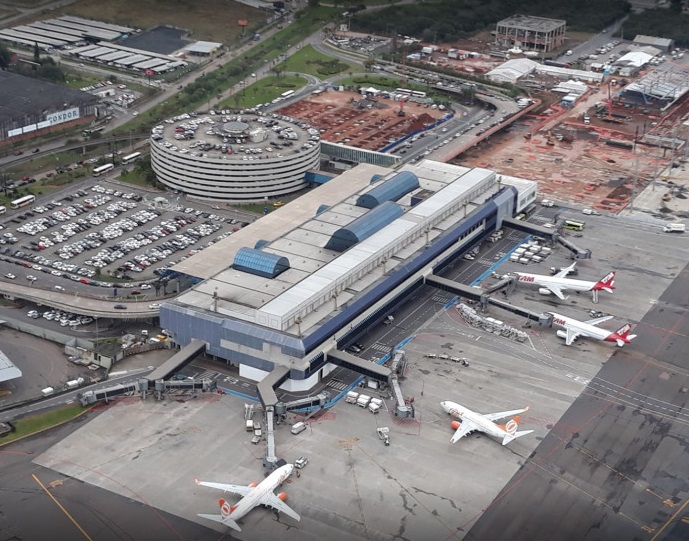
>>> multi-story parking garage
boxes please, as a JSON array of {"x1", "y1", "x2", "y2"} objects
[
  {"x1": 161, "y1": 160, "x2": 537, "y2": 391},
  {"x1": 150, "y1": 112, "x2": 322, "y2": 202}
]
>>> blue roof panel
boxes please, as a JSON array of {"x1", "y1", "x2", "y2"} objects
[
  {"x1": 233, "y1": 247, "x2": 290, "y2": 279},
  {"x1": 356, "y1": 171, "x2": 420, "y2": 209}
]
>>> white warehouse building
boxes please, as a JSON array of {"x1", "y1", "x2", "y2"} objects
[{"x1": 150, "y1": 112, "x2": 321, "y2": 202}]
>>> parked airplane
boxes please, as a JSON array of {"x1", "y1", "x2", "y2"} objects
[
  {"x1": 513, "y1": 262, "x2": 615, "y2": 303},
  {"x1": 195, "y1": 463, "x2": 300, "y2": 531},
  {"x1": 440, "y1": 401, "x2": 533, "y2": 446},
  {"x1": 549, "y1": 311, "x2": 636, "y2": 347}
]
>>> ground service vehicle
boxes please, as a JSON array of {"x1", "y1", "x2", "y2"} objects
[
  {"x1": 291, "y1": 422, "x2": 307, "y2": 435},
  {"x1": 563, "y1": 219, "x2": 585, "y2": 231},
  {"x1": 664, "y1": 223, "x2": 685, "y2": 233}
]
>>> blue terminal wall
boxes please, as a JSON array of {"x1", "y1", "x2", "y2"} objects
[{"x1": 161, "y1": 188, "x2": 516, "y2": 379}]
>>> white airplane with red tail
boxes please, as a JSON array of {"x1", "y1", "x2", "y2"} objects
[
  {"x1": 549, "y1": 311, "x2": 637, "y2": 347},
  {"x1": 195, "y1": 463, "x2": 300, "y2": 531},
  {"x1": 440, "y1": 401, "x2": 533, "y2": 446},
  {"x1": 513, "y1": 262, "x2": 615, "y2": 303}
]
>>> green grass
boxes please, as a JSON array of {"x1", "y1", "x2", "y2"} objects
[
  {"x1": 0, "y1": 403, "x2": 88, "y2": 446},
  {"x1": 116, "y1": 169, "x2": 155, "y2": 187},
  {"x1": 111, "y1": 5, "x2": 342, "y2": 136},
  {"x1": 277, "y1": 44, "x2": 357, "y2": 77},
  {"x1": 219, "y1": 74, "x2": 307, "y2": 109}
]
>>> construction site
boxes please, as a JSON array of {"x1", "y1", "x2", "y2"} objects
[
  {"x1": 454, "y1": 75, "x2": 689, "y2": 214},
  {"x1": 278, "y1": 90, "x2": 446, "y2": 151}
]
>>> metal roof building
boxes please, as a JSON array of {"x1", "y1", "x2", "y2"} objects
[
  {"x1": 0, "y1": 347, "x2": 22, "y2": 383},
  {"x1": 633, "y1": 34, "x2": 674, "y2": 53},
  {"x1": 620, "y1": 63, "x2": 689, "y2": 110},
  {"x1": 161, "y1": 160, "x2": 537, "y2": 391},
  {"x1": 486, "y1": 58, "x2": 537, "y2": 84}
]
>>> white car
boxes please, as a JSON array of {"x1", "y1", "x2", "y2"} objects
[
  {"x1": 5, "y1": 273, "x2": 16, "y2": 279},
  {"x1": 582, "y1": 208, "x2": 600, "y2": 216},
  {"x1": 148, "y1": 303, "x2": 161, "y2": 309},
  {"x1": 140, "y1": 284, "x2": 152, "y2": 290},
  {"x1": 26, "y1": 275, "x2": 37, "y2": 281}
]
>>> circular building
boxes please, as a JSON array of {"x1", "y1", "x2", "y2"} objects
[{"x1": 150, "y1": 111, "x2": 321, "y2": 202}]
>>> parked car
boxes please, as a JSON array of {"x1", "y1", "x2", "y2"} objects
[{"x1": 114, "y1": 304, "x2": 127, "y2": 309}]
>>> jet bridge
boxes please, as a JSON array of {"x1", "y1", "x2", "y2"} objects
[
  {"x1": 501, "y1": 217, "x2": 557, "y2": 240},
  {"x1": 554, "y1": 233, "x2": 592, "y2": 260},
  {"x1": 426, "y1": 275, "x2": 549, "y2": 324},
  {"x1": 146, "y1": 339, "x2": 207, "y2": 381},
  {"x1": 325, "y1": 350, "x2": 392, "y2": 382}
]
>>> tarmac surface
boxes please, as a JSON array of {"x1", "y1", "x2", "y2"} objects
[{"x1": 3, "y1": 200, "x2": 689, "y2": 541}]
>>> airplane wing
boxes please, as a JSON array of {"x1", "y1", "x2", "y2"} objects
[
  {"x1": 584, "y1": 315, "x2": 614, "y2": 326},
  {"x1": 483, "y1": 407, "x2": 529, "y2": 422},
  {"x1": 543, "y1": 284, "x2": 567, "y2": 300},
  {"x1": 554, "y1": 262, "x2": 576, "y2": 278},
  {"x1": 450, "y1": 419, "x2": 480, "y2": 443},
  {"x1": 262, "y1": 493, "x2": 301, "y2": 522},
  {"x1": 564, "y1": 327, "x2": 580, "y2": 345},
  {"x1": 195, "y1": 480, "x2": 253, "y2": 498}
]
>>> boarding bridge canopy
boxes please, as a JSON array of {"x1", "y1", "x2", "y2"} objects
[
  {"x1": 147, "y1": 339, "x2": 206, "y2": 381},
  {"x1": 326, "y1": 351, "x2": 391, "y2": 382}
]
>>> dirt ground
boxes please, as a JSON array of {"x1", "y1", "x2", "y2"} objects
[
  {"x1": 454, "y1": 77, "x2": 689, "y2": 212},
  {"x1": 279, "y1": 90, "x2": 445, "y2": 151}
]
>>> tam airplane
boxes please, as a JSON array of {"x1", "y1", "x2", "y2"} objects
[
  {"x1": 195, "y1": 463, "x2": 300, "y2": 531},
  {"x1": 513, "y1": 262, "x2": 615, "y2": 303},
  {"x1": 549, "y1": 311, "x2": 637, "y2": 347},
  {"x1": 440, "y1": 401, "x2": 534, "y2": 446}
]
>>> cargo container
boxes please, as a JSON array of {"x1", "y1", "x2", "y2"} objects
[
  {"x1": 356, "y1": 394, "x2": 371, "y2": 407},
  {"x1": 368, "y1": 402, "x2": 381, "y2": 414},
  {"x1": 41, "y1": 387, "x2": 54, "y2": 397},
  {"x1": 345, "y1": 391, "x2": 359, "y2": 404},
  {"x1": 245, "y1": 419, "x2": 254, "y2": 431}
]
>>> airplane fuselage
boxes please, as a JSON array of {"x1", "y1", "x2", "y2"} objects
[
  {"x1": 515, "y1": 273, "x2": 595, "y2": 293},
  {"x1": 227, "y1": 464, "x2": 293, "y2": 523},
  {"x1": 549, "y1": 312, "x2": 611, "y2": 341},
  {"x1": 441, "y1": 401, "x2": 506, "y2": 440}
]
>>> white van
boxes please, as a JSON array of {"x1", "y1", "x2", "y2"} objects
[
  {"x1": 663, "y1": 223, "x2": 685, "y2": 233},
  {"x1": 291, "y1": 422, "x2": 307, "y2": 435}
]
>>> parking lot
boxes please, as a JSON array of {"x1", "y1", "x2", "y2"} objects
[{"x1": 0, "y1": 182, "x2": 251, "y2": 294}]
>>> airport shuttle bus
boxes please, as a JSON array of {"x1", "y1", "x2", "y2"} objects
[
  {"x1": 563, "y1": 219, "x2": 586, "y2": 231},
  {"x1": 121, "y1": 152, "x2": 142, "y2": 165},
  {"x1": 93, "y1": 163, "x2": 115, "y2": 177},
  {"x1": 10, "y1": 195, "x2": 35, "y2": 209}
]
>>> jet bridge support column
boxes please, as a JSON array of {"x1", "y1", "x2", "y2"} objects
[{"x1": 263, "y1": 406, "x2": 278, "y2": 469}]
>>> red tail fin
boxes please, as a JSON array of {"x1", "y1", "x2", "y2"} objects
[
  {"x1": 219, "y1": 498, "x2": 237, "y2": 517},
  {"x1": 592, "y1": 271, "x2": 615, "y2": 292}
]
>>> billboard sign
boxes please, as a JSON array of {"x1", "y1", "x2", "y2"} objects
[{"x1": 47, "y1": 107, "x2": 80, "y2": 126}]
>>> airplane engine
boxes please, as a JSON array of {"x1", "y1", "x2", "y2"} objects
[
  {"x1": 556, "y1": 330, "x2": 569, "y2": 340},
  {"x1": 249, "y1": 482, "x2": 258, "y2": 488},
  {"x1": 277, "y1": 492, "x2": 288, "y2": 501},
  {"x1": 450, "y1": 420, "x2": 461, "y2": 430},
  {"x1": 538, "y1": 288, "x2": 552, "y2": 296}
]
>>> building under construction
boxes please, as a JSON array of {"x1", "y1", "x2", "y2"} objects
[{"x1": 494, "y1": 15, "x2": 566, "y2": 54}]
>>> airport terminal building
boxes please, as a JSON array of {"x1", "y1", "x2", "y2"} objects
[{"x1": 161, "y1": 160, "x2": 536, "y2": 391}]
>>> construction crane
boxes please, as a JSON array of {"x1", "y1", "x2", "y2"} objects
[{"x1": 397, "y1": 99, "x2": 406, "y2": 117}]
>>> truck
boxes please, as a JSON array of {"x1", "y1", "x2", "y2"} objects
[
  {"x1": 245, "y1": 419, "x2": 254, "y2": 431},
  {"x1": 65, "y1": 377, "x2": 85, "y2": 390},
  {"x1": 41, "y1": 387, "x2": 54, "y2": 397},
  {"x1": 356, "y1": 394, "x2": 371, "y2": 407},
  {"x1": 345, "y1": 390, "x2": 359, "y2": 404},
  {"x1": 383, "y1": 315, "x2": 394, "y2": 326},
  {"x1": 663, "y1": 223, "x2": 685, "y2": 233}
]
